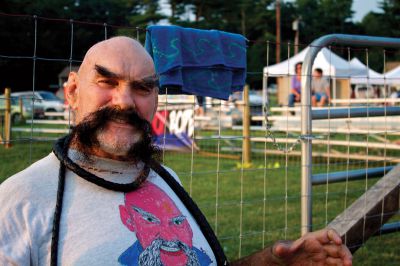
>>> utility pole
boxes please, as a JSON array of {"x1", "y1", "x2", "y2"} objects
[
  {"x1": 293, "y1": 18, "x2": 300, "y2": 54},
  {"x1": 241, "y1": 5, "x2": 246, "y2": 36},
  {"x1": 276, "y1": 0, "x2": 281, "y2": 63}
]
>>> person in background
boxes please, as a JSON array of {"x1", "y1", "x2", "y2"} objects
[
  {"x1": 288, "y1": 62, "x2": 303, "y2": 110},
  {"x1": 311, "y1": 68, "x2": 331, "y2": 107},
  {"x1": 195, "y1": 95, "x2": 205, "y2": 116}
]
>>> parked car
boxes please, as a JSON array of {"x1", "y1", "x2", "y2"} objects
[
  {"x1": 230, "y1": 90, "x2": 265, "y2": 125},
  {"x1": 11, "y1": 91, "x2": 65, "y2": 113},
  {"x1": 0, "y1": 95, "x2": 45, "y2": 123},
  {"x1": 268, "y1": 84, "x2": 278, "y2": 94}
]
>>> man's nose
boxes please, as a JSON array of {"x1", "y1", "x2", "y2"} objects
[
  {"x1": 159, "y1": 224, "x2": 178, "y2": 241},
  {"x1": 112, "y1": 85, "x2": 135, "y2": 109}
]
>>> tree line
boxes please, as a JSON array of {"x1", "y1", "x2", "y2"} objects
[{"x1": 0, "y1": 0, "x2": 399, "y2": 91}]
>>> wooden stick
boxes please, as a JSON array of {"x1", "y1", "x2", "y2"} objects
[
  {"x1": 328, "y1": 164, "x2": 400, "y2": 253},
  {"x1": 242, "y1": 85, "x2": 251, "y2": 165}
]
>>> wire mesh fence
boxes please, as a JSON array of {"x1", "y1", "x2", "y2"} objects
[{"x1": 0, "y1": 13, "x2": 399, "y2": 264}]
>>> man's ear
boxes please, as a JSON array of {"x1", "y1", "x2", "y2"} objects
[
  {"x1": 119, "y1": 205, "x2": 135, "y2": 232},
  {"x1": 65, "y1": 72, "x2": 79, "y2": 110}
]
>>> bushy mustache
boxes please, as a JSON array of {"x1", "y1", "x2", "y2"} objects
[{"x1": 70, "y1": 106, "x2": 159, "y2": 163}]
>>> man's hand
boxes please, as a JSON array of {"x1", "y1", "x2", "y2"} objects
[{"x1": 272, "y1": 228, "x2": 352, "y2": 266}]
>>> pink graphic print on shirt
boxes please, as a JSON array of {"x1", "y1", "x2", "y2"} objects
[{"x1": 119, "y1": 181, "x2": 211, "y2": 266}]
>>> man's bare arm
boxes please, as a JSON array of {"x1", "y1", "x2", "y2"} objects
[
  {"x1": 231, "y1": 246, "x2": 283, "y2": 266},
  {"x1": 230, "y1": 229, "x2": 352, "y2": 266}
]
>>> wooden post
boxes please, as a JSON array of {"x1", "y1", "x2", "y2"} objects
[
  {"x1": 276, "y1": 0, "x2": 281, "y2": 63},
  {"x1": 4, "y1": 88, "x2": 12, "y2": 148},
  {"x1": 242, "y1": 85, "x2": 251, "y2": 165},
  {"x1": 293, "y1": 18, "x2": 300, "y2": 55},
  {"x1": 19, "y1": 97, "x2": 24, "y2": 120},
  {"x1": 328, "y1": 164, "x2": 400, "y2": 253}
]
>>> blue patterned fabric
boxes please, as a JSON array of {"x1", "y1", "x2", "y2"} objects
[{"x1": 145, "y1": 25, "x2": 247, "y2": 100}]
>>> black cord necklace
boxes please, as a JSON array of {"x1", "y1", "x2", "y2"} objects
[{"x1": 51, "y1": 135, "x2": 228, "y2": 266}]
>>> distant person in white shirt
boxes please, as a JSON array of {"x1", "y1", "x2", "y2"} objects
[{"x1": 311, "y1": 68, "x2": 331, "y2": 107}]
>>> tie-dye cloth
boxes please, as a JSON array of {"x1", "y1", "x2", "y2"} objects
[{"x1": 145, "y1": 25, "x2": 247, "y2": 100}]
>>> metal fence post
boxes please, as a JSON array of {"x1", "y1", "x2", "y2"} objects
[{"x1": 301, "y1": 34, "x2": 400, "y2": 236}]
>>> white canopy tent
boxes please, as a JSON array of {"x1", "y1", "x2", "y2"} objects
[
  {"x1": 263, "y1": 47, "x2": 366, "y2": 105},
  {"x1": 263, "y1": 47, "x2": 366, "y2": 78},
  {"x1": 384, "y1": 65, "x2": 400, "y2": 85},
  {"x1": 350, "y1": 58, "x2": 385, "y2": 85}
]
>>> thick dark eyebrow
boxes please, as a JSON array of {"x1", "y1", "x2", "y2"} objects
[
  {"x1": 139, "y1": 74, "x2": 160, "y2": 88},
  {"x1": 95, "y1": 64, "x2": 159, "y2": 88},
  {"x1": 129, "y1": 74, "x2": 159, "y2": 89},
  {"x1": 94, "y1": 64, "x2": 121, "y2": 79}
]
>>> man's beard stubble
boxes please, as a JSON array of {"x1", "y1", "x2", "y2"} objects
[{"x1": 70, "y1": 106, "x2": 159, "y2": 164}]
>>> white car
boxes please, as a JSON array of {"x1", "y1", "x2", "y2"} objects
[
  {"x1": 12, "y1": 91, "x2": 65, "y2": 113},
  {"x1": 230, "y1": 90, "x2": 265, "y2": 125},
  {"x1": 0, "y1": 94, "x2": 45, "y2": 123}
]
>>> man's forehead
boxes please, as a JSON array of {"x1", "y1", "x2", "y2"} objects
[{"x1": 81, "y1": 37, "x2": 155, "y2": 78}]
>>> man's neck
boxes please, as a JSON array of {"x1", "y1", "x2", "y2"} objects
[
  {"x1": 68, "y1": 148, "x2": 144, "y2": 178},
  {"x1": 69, "y1": 141, "x2": 134, "y2": 162},
  {"x1": 88, "y1": 147, "x2": 133, "y2": 161}
]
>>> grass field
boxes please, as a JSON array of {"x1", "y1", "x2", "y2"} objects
[{"x1": 1, "y1": 128, "x2": 399, "y2": 264}]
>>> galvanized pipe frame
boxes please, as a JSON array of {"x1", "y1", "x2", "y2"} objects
[
  {"x1": 312, "y1": 166, "x2": 394, "y2": 185},
  {"x1": 312, "y1": 106, "x2": 400, "y2": 120},
  {"x1": 300, "y1": 34, "x2": 400, "y2": 235}
]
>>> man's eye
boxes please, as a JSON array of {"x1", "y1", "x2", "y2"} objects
[
  {"x1": 99, "y1": 79, "x2": 117, "y2": 86},
  {"x1": 136, "y1": 85, "x2": 153, "y2": 94}
]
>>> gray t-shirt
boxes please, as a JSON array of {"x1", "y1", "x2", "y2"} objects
[
  {"x1": 0, "y1": 152, "x2": 215, "y2": 266},
  {"x1": 312, "y1": 77, "x2": 329, "y2": 94}
]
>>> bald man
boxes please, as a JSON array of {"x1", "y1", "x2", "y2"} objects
[{"x1": 0, "y1": 37, "x2": 352, "y2": 266}]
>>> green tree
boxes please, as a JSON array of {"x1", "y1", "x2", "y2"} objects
[
  {"x1": 295, "y1": 0, "x2": 354, "y2": 44},
  {"x1": 358, "y1": 0, "x2": 400, "y2": 72},
  {"x1": 126, "y1": 0, "x2": 165, "y2": 29},
  {"x1": 0, "y1": 0, "x2": 164, "y2": 91},
  {"x1": 361, "y1": 0, "x2": 400, "y2": 37},
  {"x1": 167, "y1": 0, "x2": 276, "y2": 88}
]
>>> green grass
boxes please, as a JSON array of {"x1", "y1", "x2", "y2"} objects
[
  {"x1": 0, "y1": 126, "x2": 399, "y2": 264},
  {"x1": 163, "y1": 149, "x2": 400, "y2": 263}
]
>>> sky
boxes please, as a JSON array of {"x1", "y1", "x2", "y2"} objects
[
  {"x1": 352, "y1": 0, "x2": 382, "y2": 22},
  {"x1": 160, "y1": 0, "x2": 383, "y2": 23}
]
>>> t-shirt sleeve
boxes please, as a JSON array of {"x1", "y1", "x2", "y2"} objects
[
  {"x1": 0, "y1": 178, "x2": 33, "y2": 265},
  {"x1": 0, "y1": 154, "x2": 57, "y2": 265},
  {"x1": 291, "y1": 76, "x2": 296, "y2": 88},
  {"x1": 324, "y1": 78, "x2": 330, "y2": 89}
]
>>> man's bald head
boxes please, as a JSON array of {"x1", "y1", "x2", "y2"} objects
[
  {"x1": 78, "y1": 36, "x2": 154, "y2": 80},
  {"x1": 66, "y1": 36, "x2": 158, "y2": 123},
  {"x1": 65, "y1": 36, "x2": 159, "y2": 160}
]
